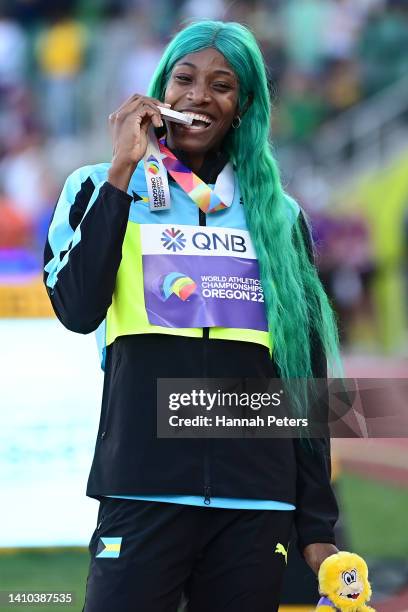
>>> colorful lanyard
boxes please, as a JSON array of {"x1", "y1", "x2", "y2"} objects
[
  {"x1": 158, "y1": 138, "x2": 233, "y2": 213},
  {"x1": 142, "y1": 126, "x2": 234, "y2": 213}
]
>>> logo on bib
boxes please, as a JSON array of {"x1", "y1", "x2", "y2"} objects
[
  {"x1": 159, "y1": 272, "x2": 197, "y2": 301},
  {"x1": 161, "y1": 228, "x2": 187, "y2": 252}
]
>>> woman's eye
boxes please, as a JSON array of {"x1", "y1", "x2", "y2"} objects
[{"x1": 173, "y1": 76, "x2": 231, "y2": 90}]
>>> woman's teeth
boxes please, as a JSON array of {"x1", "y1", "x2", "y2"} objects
[
  {"x1": 181, "y1": 112, "x2": 213, "y2": 128},
  {"x1": 188, "y1": 123, "x2": 210, "y2": 130}
]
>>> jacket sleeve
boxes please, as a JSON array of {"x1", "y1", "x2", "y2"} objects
[
  {"x1": 43, "y1": 167, "x2": 132, "y2": 333},
  {"x1": 292, "y1": 210, "x2": 339, "y2": 553}
]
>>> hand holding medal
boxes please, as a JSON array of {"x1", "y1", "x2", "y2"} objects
[{"x1": 107, "y1": 93, "x2": 171, "y2": 191}]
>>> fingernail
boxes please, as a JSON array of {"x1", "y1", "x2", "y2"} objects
[{"x1": 164, "y1": 103, "x2": 172, "y2": 107}]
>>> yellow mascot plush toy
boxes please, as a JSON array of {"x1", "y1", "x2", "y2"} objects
[{"x1": 316, "y1": 551, "x2": 376, "y2": 611}]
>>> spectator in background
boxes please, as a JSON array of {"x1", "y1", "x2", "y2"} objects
[
  {"x1": 0, "y1": 88, "x2": 38, "y2": 159},
  {"x1": 0, "y1": 8, "x2": 29, "y2": 159},
  {"x1": 404, "y1": 208, "x2": 408, "y2": 315},
  {"x1": 0, "y1": 9, "x2": 27, "y2": 93},
  {"x1": 323, "y1": 58, "x2": 361, "y2": 116},
  {"x1": 88, "y1": 4, "x2": 144, "y2": 129},
  {"x1": 5, "y1": 0, "x2": 54, "y2": 26},
  {"x1": 322, "y1": 0, "x2": 361, "y2": 63},
  {"x1": 315, "y1": 216, "x2": 375, "y2": 345},
  {"x1": 0, "y1": 128, "x2": 56, "y2": 233},
  {"x1": 182, "y1": 0, "x2": 225, "y2": 20},
  {"x1": 280, "y1": 0, "x2": 330, "y2": 74},
  {"x1": 277, "y1": 71, "x2": 327, "y2": 143},
  {"x1": 358, "y1": 1, "x2": 408, "y2": 95},
  {"x1": 35, "y1": 9, "x2": 88, "y2": 137},
  {"x1": 247, "y1": 0, "x2": 288, "y2": 86},
  {"x1": 119, "y1": 32, "x2": 164, "y2": 100},
  {"x1": 0, "y1": 188, "x2": 31, "y2": 249}
]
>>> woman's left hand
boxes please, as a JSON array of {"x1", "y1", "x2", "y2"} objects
[{"x1": 303, "y1": 543, "x2": 339, "y2": 575}]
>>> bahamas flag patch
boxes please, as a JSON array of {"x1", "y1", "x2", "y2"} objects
[{"x1": 96, "y1": 537, "x2": 122, "y2": 559}]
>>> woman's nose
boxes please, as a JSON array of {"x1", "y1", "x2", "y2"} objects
[{"x1": 186, "y1": 82, "x2": 211, "y2": 103}]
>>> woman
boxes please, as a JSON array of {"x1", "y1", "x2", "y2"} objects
[{"x1": 44, "y1": 20, "x2": 341, "y2": 612}]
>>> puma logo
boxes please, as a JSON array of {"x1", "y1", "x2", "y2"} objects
[{"x1": 275, "y1": 542, "x2": 288, "y2": 564}]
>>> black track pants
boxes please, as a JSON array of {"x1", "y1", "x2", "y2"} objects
[{"x1": 83, "y1": 497, "x2": 294, "y2": 612}]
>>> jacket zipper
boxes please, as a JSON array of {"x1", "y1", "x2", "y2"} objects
[{"x1": 200, "y1": 208, "x2": 211, "y2": 505}]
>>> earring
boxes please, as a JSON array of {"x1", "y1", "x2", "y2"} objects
[{"x1": 232, "y1": 116, "x2": 241, "y2": 129}]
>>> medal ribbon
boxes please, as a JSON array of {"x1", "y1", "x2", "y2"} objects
[{"x1": 158, "y1": 138, "x2": 232, "y2": 213}]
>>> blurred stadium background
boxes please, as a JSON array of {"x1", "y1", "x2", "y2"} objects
[{"x1": 0, "y1": 0, "x2": 407, "y2": 610}]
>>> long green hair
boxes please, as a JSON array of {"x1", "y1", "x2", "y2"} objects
[{"x1": 148, "y1": 21, "x2": 341, "y2": 411}]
